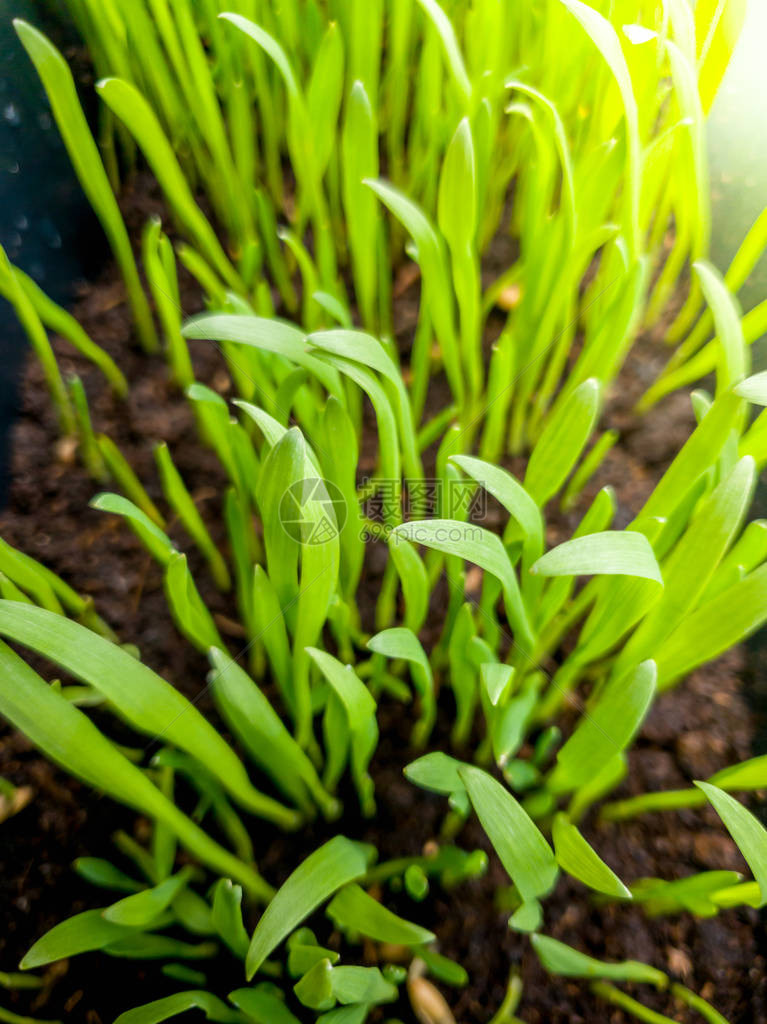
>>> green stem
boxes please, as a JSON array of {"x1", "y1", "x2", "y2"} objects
[
  {"x1": 600, "y1": 788, "x2": 706, "y2": 821},
  {"x1": 670, "y1": 984, "x2": 729, "y2": 1024},
  {"x1": 374, "y1": 557, "x2": 400, "y2": 631},
  {"x1": 0, "y1": 1007, "x2": 61, "y2": 1024},
  {"x1": 534, "y1": 658, "x2": 583, "y2": 723},
  {"x1": 418, "y1": 404, "x2": 459, "y2": 452},
  {"x1": 488, "y1": 969, "x2": 524, "y2": 1024},
  {"x1": 590, "y1": 983, "x2": 675, "y2": 1024}
]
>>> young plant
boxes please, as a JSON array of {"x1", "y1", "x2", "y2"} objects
[
  {"x1": 0, "y1": 3, "x2": 762, "y2": 1022},
  {"x1": 15, "y1": 2, "x2": 753, "y2": 462},
  {"x1": 368, "y1": 289, "x2": 766, "y2": 1016}
]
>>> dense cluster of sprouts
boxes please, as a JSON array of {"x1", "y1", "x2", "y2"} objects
[{"x1": 0, "y1": 3, "x2": 766, "y2": 1023}]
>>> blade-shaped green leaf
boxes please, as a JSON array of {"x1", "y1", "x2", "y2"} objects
[
  {"x1": 288, "y1": 943, "x2": 340, "y2": 978},
  {"x1": 307, "y1": 23, "x2": 344, "y2": 177},
  {"x1": 96, "y1": 77, "x2": 240, "y2": 292},
  {"x1": 366, "y1": 629, "x2": 429, "y2": 677},
  {"x1": 73, "y1": 858, "x2": 143, "y2": 894},
  {"x1": 388, "y1": 537, "x2": 429, "y2": 632},
  {"x1": 317, "y1": 396, "x2": 364, "y2": 600},
  {"x1": 113, "y1": 992, "x2": 242, "y2": 1024},
  {"x1": 736, "y1": 370, "x2": 767, "y2": 405},
  {"x1": 639, "y1": 390, "x2": 742, "y2": 520},
  {"x1": 481, "y1": 663, "x2": 515, "y2": 707},
  {"x1": 105, "y1": 933, "x2": 216, "y2": 960},
  {"x1": 559, "y1": 1, "x2": 640, "y2": 253},
  {"x1": 341, "y1": 80, "x2": 378, "y2": 330},
  {"x1": 655, "y1": 565, "x2": 767, "y2": 689},
  {"x1": 694, "y1": 260, "x2": 747, "y2": 392},
  {"x1": 229, "y1": 987, "x2": 301, "y2": 1024},
  {"x1": 404, "y1": 752, "x2": 467, "y2": 796},
  {"x1": 415, "y1": 0, "x2": 472, "y2": 104},
  {"x1": 459, "y1": 764, "x2": 558, "y2": 901},
  {"x1": 211, "y1": 880, "x2": 249, "y2": 960},
  {"x1": 616, "y1": 455, "x2": 756, "y2": 677},
  {"x1": 438, "y1": 117, "x2": 477, "y2": 249},
  {"x1": 0, "y1": 538, "x2": 64, "y2": 613},
  {"x1": 208, "y1": 648, "x2": 338, "y2": 820},
  {"x1": 307, "y1": 329, "x2": 400, "y2": 390},
  {"x1": 0, "y1": 603, "x2": 281, "y2": 823},
  {"x1": 317, "y1": 1008, "x2": 368, "y2": 1024},
  {"x1": 631, "y1": 871, "x2": 742, "y2": 917},
  {"x1": 91, "y1": 493, "x2": 174, "y2": 564},
  {"x1": 695, "y1": 782, "x2": 767, "y2": 906},
  {"x1": 0, "y1": 640, "x2": 269, "y2": 898},
  {"x1": 530, "y1": 934, "x2": 665, "y2": 986},
  {"x1": 417, "y1": 947, "x2": 468, "y2": 988},
  {"x1": 307, "y1": 648, "x2": 377, "y2": 813},
  {"x1": 164, "y1": 552, "x2": 223, "y2": 655},
  {"x1": 22, "y1": 909, "x2": 141, "y2": 969},
  {"x1": 328, "y1": 966, "x2": 397, "y2": 1007},
  {"x1": 531, "y1": 531, "x2": 662, "y2": 582},
  {"x1": 326, "y1": 884, "x2": 435, "y2": 946},
  {"x1": 13, "y1": 263, "x2": 127, "y2": 394},
  {"x1": 710, "y1": 754, "x2": 767, "y2": 791},
  {"x1": 258, "y1": 428, "x2": 302, "y2": 613},
  {"x1": 293, "y1": 957, "x2": 334, "y2": 1011},
  {"x1": 509, "y1": 898, "x2": 542, "y2": 934},
  {"x1": 366, "y1": 627, "x2": 435, "y2": 744},
  {"x1": 306, "y1": 649, "x2": 376, "y2": 741},
  {"x1": 103, "y1": 869, "x2": 194, "y2": 926},
  {"x1": 13, "y1": 21, "x2": 156, "y2": 352},
  {"x1": 391, "y1": 521, "x2": 534, "y2": 650},
  {"x1": 450, "y1": 455, "x2": 543, "y2": 563},
  {"x1": 552, "y1": 814, "x2": 631, "y2": 899},
  {"x1": 182, "y1": 314, "x2": 344, "y2": 402},
  {"x1": 524, "y1": 379, "x2": 601, "y2": 506},
  {"x1": 364, "y1": 178, "x2": 462, "y2": 404},
  {"x1": 246, "y1": 838, "x2": 373, "y2": 978},
  {"x1": 549, "y1": 661, "x2": 657, "y2": 793},
  {"x1": 154, "y1": 442, "x2": 230, "y2": 590}
]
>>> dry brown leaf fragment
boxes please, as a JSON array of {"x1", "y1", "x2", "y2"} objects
[
  {"x1": 408, "y1": 976, "x2": 457, "y2": 1024},
  {"x1": 55, "y1": 436, "x2": 78, "y2": 464},
  {"x1": 667, "y1": 945, "x2": 693, "y2": 979},
  {"x1": 408, "y1": 959, "x2": 457, "y2": 1024},
  {"x1": 464, "y1": 566, "x2": 483, "y2": 595},
  {"x1": 393, "y1": 262, "x2": 421, "y2": 297},
  {"x1": 497, "y1": 282, "x2": 522, "y2": 311},
  {"x1": 213, "y1": 613, "x2": 247, "y2": 638},
  {"x1": 379, "y1": 942, "x2": 410, "y2": 963}
]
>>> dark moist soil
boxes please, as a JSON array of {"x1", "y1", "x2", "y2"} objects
[{"x1": 0, "y1": 175, "x2": 765, "y2": 1024}]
